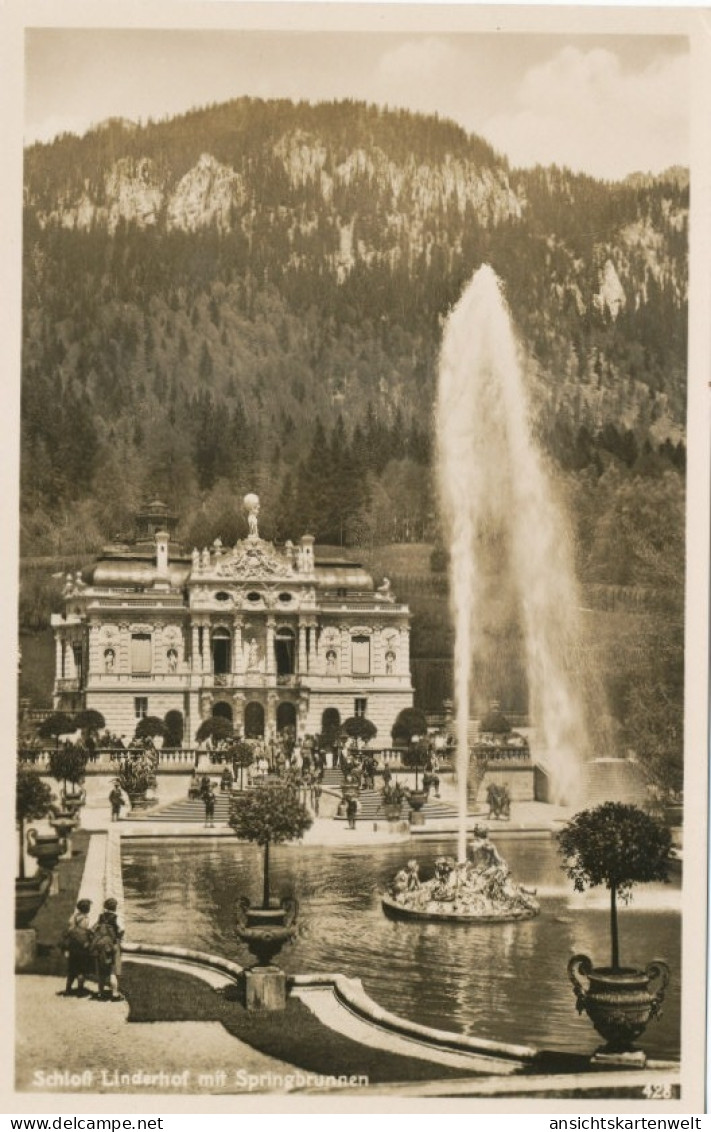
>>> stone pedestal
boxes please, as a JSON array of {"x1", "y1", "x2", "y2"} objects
[
  {"x1": 592, "y1": 1049, "x2": 647, "y2": 1070},
  {"x1": 49, "y1": 871, "x2": 60, "y2": 896},
  {"x1": 15, "y1": 929, "x2": 37, "y2": 971},
  {"x1": 410, "y1": 812, "x2": 425, "y2": 826},
  {"x1": 244, "y1": 966, "x2": 287, "y2": 1012}
]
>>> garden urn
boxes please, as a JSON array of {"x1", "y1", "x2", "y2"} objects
[{"x1": 568, "y1": 954, "x2": 670, "y2": 1052}]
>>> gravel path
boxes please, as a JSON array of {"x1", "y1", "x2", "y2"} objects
[{"x1": 16, "y1": 976, "x2": 299, "y2": 1095}]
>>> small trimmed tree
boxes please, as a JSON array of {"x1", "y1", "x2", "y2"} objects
[
  {"x1": 196, "y1": 716, "x2": 234, "y2": 745},
  {"x1": 480, "y1": 708, "x2": 511, "y2": 735},
  {"x1": 391, "y1": 707, "x2": 427, "y2": 746},
  {"x1": 401, "y1": 737, "x2": 430, "y2": 790},
  {"x1": 48, "y1": 742, "x2": 88, "y2": 797},
  {"x1": 229, "y1": 782, "x2": 312, "y2": 908},
  {"x1": 558, "y1": 803, "x2": 671, "y2": 971},
  {"x1": 134, "y1": 716, "x2": 167, "y2": 744},
  {"x1": 231, "y1": 739, "x2": 255, "y2": 789},
  {"x1": 16, "y1": 766, "x2": 53, "y2": 879},
  {"x1": 342, "y1": 716, "x2": 378, "y2": 745},
  {"x1": 163, "y1": 709, "x2": 184, "y2": 748},
  {"x1": 37, "y1": 712, "x2": 76, "y2": 749},
  {"x1": 74, "y1": 709, "x2": 105, "y2": 736}
]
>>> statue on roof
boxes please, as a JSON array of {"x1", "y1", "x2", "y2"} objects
[{"x1": 244, "y1": 493, "x2": 260, "y2": 540}]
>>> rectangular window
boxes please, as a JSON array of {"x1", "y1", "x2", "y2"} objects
[
  {"x1": 351, "y1": 635, "x2": 370, "y2": 675},
  {"x1": 131, "y1": 633, "x2": 152, "y2": 673},
  {"x1": 354, "y1": 697, "x2": 367, "y2": 718},
  {"x1": 134, "y1": 697, "x2": 148, "y2": 719}
]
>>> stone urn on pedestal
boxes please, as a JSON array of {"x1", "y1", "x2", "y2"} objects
[
  {"x1": 26, "y1": 827, "x2": 67, "y2": 872},
  {"x1": 558, "y1": 803, "x2": 673, "y2": 1064},
  {"x1": 229, "y1": 781, "x2": 312, "y2": 1011},
  {"x1": 61, "y1": 786, "x2": 86, "y2": 820},
  {"x1": 16, "y1": 767, "x2": 54, "y2": 966},
  {"x1": 48, "y1": 803, "x2": 79, "y2": 856},
  {"x1": 26, "y1": 828, "x2": 67, "y2": 896}
]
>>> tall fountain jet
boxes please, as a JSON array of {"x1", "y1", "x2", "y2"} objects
[{"x1": 436, "y1": 266, "x2": 589, "y2": 861}]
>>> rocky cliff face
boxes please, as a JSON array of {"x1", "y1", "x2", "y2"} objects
[
  {"x1": 21, "y1": 99, "x2": 688, "y2": 486},
  {"x1": 38, "y1": 152, "x2": 244, "y2": 234}
]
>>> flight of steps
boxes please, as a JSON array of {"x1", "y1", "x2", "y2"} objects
[
  {"x1": 130, "y1": 789, "x2": 238, "y2": 823},
  {"x1": 332, "y1": 787, "x2": 459, "y2": 823},
  {"x1": 321, "y1": 767, "x2": 346, "y2": 789},
  {"x1": 580, "y1": 758, "x2": 648, "y2": 807}
]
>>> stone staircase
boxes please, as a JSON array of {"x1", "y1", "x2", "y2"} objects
[
  {"x1": 580, "y1": 758, "x2": 648, "y2": 807},
  {"x1": 332, "y1": 787, "x2": 459, "y2": 823},
  {"x1": 129, "y1": 790, "x2": 237, "y2": 823},
  {"x1": 321, "y1": 767, "x2": 346, "y2": 788}
]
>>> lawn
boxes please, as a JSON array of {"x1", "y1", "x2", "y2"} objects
[
  {"x1": 18, "y1": 829, "x2": 91, "y2": 977},
  {"x1": 121, "y1": 963, "x2": 487, "y2": 1084}
]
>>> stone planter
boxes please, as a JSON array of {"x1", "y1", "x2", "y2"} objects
[
  {"x1": 61, "y1": 789, "x2": 86, "y2": 818},
  {"x1": 408, "y1": 790, "x2": 428, "y2": 812},
  {"x1": 26, "y1": 829, "x2": 66, "y2": 872},
  {"x1": 15, "y1": 872, "x2": 52, "y2": 929},
  {"x1": 382, "y1": 804, "x2": 403, "y2": 821},
  {"x1": 49, "y1": 812, "x2": 79, "y2": 840},
  {"x1": 568, "y1": 954, "x2": 670, "y2": 1053},
  {"x1": 126, "y1": 791, "x2": 152, "y2": 811},
  {"x1": 235, "y1": 897, "x2": 298, "y2": 968}
]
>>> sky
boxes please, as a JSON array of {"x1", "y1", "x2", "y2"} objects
[{"x1": 24, "y1": 26, "x2": 690, "y2": 182}]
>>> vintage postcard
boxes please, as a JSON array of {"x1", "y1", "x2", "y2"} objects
[{"x1": 2, "y1": 1, "x2": 709, "y2": 1116}]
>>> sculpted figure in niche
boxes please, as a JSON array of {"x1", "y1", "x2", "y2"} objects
[
  {"x1": 167, "y1": 648, "x2": 178, "y2": 672},
  {"x1": 247, "y1": 638, "x2": 260, "y2": 670},
  {"x1": 104, "y1": 649, "x2": 115, "y2": 672},
  {"x1": 325, "y1": 649, "x2": 338, "y2": 674},
  {"x1": 385, "y1": 650, "x2": 396, "y2": 675}
]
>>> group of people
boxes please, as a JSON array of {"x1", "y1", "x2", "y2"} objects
[{"x1": 60, "y1": 896, "x2": 124, "y2": 1002}]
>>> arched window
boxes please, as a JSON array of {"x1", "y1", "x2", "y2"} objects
[
  {"x1": 275, "y1": 626, "x2": 296, "y2": 676},
  {"x1": 245, "y1": 701, "x2": 265, "y2": 738},
  {"x1": 212, "y1": 627, "x2": 231, "y2": 676}
]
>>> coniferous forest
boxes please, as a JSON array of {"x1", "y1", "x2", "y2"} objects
[{"x1": 20, "y1": 99, "x2": 687, "y2": 789}]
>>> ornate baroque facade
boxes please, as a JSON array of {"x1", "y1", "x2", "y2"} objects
[{"x1": 51, "y1": 497, "x2": 413, "y2": 744}]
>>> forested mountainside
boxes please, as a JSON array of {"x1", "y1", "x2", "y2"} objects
[{"x1": 22, "y1": 98, "x2": 686, "y2": 565}]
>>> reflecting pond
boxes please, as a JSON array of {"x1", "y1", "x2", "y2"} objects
[{"x1": 121, "y1": 836, "x2": 681, "y2": 1059}]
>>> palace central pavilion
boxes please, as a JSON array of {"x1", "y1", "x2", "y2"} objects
[{"x1": 51, "y1": 497, "x2": 413, "y2": 745}]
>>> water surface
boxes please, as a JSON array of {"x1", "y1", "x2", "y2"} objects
[{"x1": 122, "y1": 836, "x2": 681, "y2": 1059}]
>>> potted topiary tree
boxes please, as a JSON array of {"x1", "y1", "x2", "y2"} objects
[
  {"x1": 231, "y1": 739, "x2": 255, "y2": 790},
  {"x1": 401, "y1": 737, "x2": 430, "y2": 811},
  {"x1": 16, "y1": 765, "x2": 55, "y2": 927},
  {"x1": 48, "y1": 742, "x2": 88, "y2": 827},
  {"x1": 558, "y1": 802, "x2": 672, "y2": 1055},
  {"x1": 116, "y1": 748, "x2": 158, "y2": 810},
  {"x1": 229, "y1": 781, "x2": 312, "y2": 970}
]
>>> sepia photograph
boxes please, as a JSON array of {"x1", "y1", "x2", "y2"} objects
[{"x1": 5, "y1": 1, "x2": 709, "y2": 1114}]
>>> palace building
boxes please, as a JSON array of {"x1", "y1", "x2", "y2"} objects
[{"x1": 51, "y1": 496, "x2": 413, "y2": 744}]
